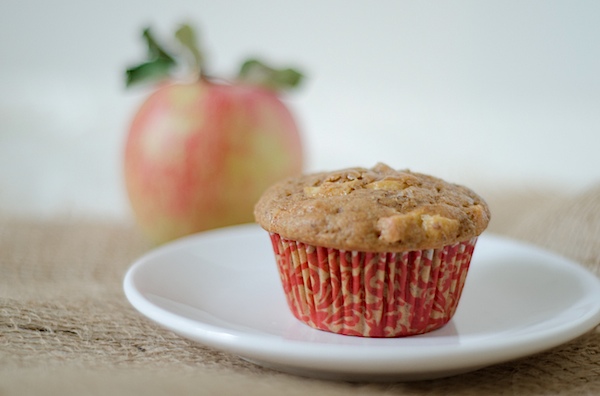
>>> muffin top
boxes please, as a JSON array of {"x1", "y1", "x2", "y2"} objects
[{"x1": 254, "y1": 163, "x2": 490, "y2": 252}]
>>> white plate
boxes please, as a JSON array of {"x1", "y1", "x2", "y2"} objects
[{"x1": 124, "y1": 224, "x2": 600, "y2": 382}]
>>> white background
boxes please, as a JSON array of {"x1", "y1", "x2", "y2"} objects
[{"x1": 1, "y1": 0, "x2": 599, "y2": 220}]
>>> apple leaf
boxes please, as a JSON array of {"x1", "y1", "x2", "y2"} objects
[
  {"x1": 143, "y1": 28, "x2": 175, "y2": 64},
  {"x1": 174, "y1": 24, "x2": 204, "y2": 75},
  {"x1": 238, "y1": 59, "x2": 303, "y2": 91},
  {"x1": 125, "y1": 27, "x2": 177, "y2": 87},
  {"x1": 126, "y1": 23, "x2": 304, "y2": 90},
  {"x1": 126, "y1": 58, "x2": 174, "y2": 87}
]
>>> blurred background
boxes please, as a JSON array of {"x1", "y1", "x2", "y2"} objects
[{"x1": 1, "y1": 0, "x2": 599, "y2": 221}]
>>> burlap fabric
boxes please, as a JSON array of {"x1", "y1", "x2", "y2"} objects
[{"x1": 1, "y1": 185, "x2": 599, "y2": 395}]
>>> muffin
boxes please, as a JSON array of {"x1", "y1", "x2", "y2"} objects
[{"x1": 254, "y1": 163, "x2": 490, "y2": 337}]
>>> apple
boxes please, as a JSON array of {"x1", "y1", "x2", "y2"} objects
[{"x1": 124, "y1": 24, "x2": 304, "y2": 244}]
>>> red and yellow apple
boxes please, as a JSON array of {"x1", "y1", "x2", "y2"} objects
[{"x1": 124, "y1": 24, "x2": 304, "y2": 244}]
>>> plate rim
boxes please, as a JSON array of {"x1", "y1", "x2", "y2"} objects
[{"x1": 123, "y1": 224, "x2": 600, "y2": 379}]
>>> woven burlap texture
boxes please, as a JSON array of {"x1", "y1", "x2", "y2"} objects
[{"x1": 1, "y1": 185, "x2": 599, "y2": 395}]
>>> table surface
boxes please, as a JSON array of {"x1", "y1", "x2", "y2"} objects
[{"x1": 1, "y1": 186, "x2": 599, "y2": 396}]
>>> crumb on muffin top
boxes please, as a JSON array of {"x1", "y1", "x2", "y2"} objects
[{"x1": 254, "y1": 163, "x2": 491, "y2": 252}]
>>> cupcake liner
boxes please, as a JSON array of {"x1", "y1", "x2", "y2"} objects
[{"x1": 269, "y1": 233, "x2": 477, "y2": 337}]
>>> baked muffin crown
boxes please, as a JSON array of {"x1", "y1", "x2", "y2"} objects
[{"x1": 254, "y1": 163, "x2": 490, "y2": 252}]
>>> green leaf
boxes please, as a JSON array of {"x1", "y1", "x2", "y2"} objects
[
  {"x1": 174, "y1": 24, "x2": 203, "y2": 74},
  {"x1": 126, "y1": 23, "x2": 303, "y2": 89},
  {"x1": 125, "y1": 58, "x2": 174, "y2": 87},
  {"x1": 142, "y1": 27, "x2": 175, "y2": 63},
  {"x1": 238, "y1": 59, "x2": 304, "y2": 91},
  {"x1": 125, "y1": 26, "x2": 177, "y2": 88}
]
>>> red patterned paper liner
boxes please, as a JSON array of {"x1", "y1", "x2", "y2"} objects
[{"x1": 269, "y1": 233, "x2": 477, "y2": 337}]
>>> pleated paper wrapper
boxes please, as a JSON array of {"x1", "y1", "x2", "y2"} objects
[{"x1": 269, "y1": 233, "x2": 477, "y2": 337}]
